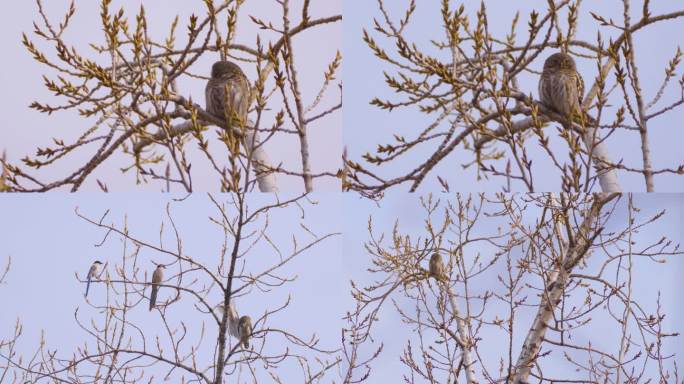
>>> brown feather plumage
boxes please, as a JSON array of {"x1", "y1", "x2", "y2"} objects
[
  {"x1": 429, "y1": 253, "x2": 448, "y2": 283},
  {"x1": 238, "y1": 315, "x2": 252, "y2": 349},
  {"x1": 538, "y1": 52, "x2": 586, "y2": 130},
  {"x1": 205, "y1": 61, "x2": 251, "y2": 131}
]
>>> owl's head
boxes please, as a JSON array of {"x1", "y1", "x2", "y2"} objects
[
  {"x1": 211, "y1": 60, "x2": 244, "y2": 79},
  {"x1": 238, "y1": 315, "x2": 252, "y2": 328},
  {"x1": 543, "y1": 52, "x2": 577, "y2": 72}
]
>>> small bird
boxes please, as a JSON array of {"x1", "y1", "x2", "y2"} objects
[
  {"x1": 205, "y1": 60, "x2": 251, "y2": 130},
  {"x1": 538, "y1": 52, "x2": 585, "y2": 130},
  {"x1": 149, "y1": 264, "x2": 165, "y2": 311},
  {"x1": 238, "y1": 315, "x2": 252, "y2": 349},
  {"x1": 85, "y1": 260, "x2": 103, "y2": 297},
  {"x1": 429, "y1": 253, "x2": 448, "y2": 283}
]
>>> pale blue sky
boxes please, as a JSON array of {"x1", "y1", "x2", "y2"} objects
[
  {"x1": 0, "y1": 0, "x2": 341, "y2": 192},
  {"x1": 343, "y1": 192, "x2": 684, "y2": 382},
  {"x1": 0, "y1": 193, "x2": 344, "y2": 382},
  {"x1": 344, "y1": 1, "x2": 684, "y2": 192}
]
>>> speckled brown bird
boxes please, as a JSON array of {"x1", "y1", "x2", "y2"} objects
[
  {"x1": 429, "y1": 253, "x2": 448, "y2": 283},
  {"x1": 538, "y1": 52, "x2": 585, "y2": 128},
  {"x1": 205, "y1": 61, "x2": 251, "y2": 130},
  {"x1": 238, "y1": 315, "x2": 252, "y2": 348}
]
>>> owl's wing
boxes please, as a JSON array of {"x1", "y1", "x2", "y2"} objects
[
  {"x1": 224, "y1": 76, "x2": 251, "y2": 128},
  {"x1": 205, "y1": 79, "x2": 226, "y2": 119},
  {"x1": 538, "y1": 73, "x2": 546, "y2": 105},
  {"x1": 575, "y1": 72, "x2": 585, "y2": 110},
  {"x1": 205, "y1": 81, "x2": 214, "y2": 115}
]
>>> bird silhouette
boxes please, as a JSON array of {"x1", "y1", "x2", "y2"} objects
[
  {"x1": 205, "y1": 60, "x2": 251, "y2": 131},
  {"x1": 238, "y1": 315, "x2": 252, "y2": 348},
  {"x1": 85, "y1": 260, "x2": 103, "y2": 297},
  {"x1": 149, "y1": 264, "x2": 164, "y2": 311},
  {"x1": 429, "y1": 253, "x2": 448, "y2": 283}
]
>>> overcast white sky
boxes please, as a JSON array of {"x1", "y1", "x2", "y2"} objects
[
  {"x1": 344, "y1": 1, "x2": 684, "y2": 192},
  {"x1": 0, "y1": 0, "x2": 341, "y2": 192}
]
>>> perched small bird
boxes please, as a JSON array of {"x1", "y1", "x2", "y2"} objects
[
  {"x1": 205, "y1": 60, "x2": 251, "y2": 130},
  {"x1": 149, "y1": 264, "x2": 165, "y2": 311},
  {"x1": 429, "y1": 253, "x2": 448, "y2": 283},
  {"x1": 538, "y1": 52, "x2": 585, "y2": 130},
  {"x1": 238, "y1": 315, "x2": 252, "y2": 349},
  {"x1": 85, "y1": 260, "x2": 103, "y2": 297}
]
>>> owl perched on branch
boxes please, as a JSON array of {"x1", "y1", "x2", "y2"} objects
[
  {"x1": 238, "y1": 315, "x2": 253, "y2": 349},
  {"x1": 538, "y1": 52, "x2": 586, "y2": 129},
  {"x1": 429, "y1": 253, "x2": 448, "y2": 283},
  {"x1": 205, "y1": 61, "x2": 251, "y2": 131}
]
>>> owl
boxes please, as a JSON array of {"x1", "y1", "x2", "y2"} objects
[
  {"x1": 205, "y1": 61, "x2": 251, "y2": 130},
  {"x1": 238, "y1": 315, "x2": 252, "y2": 349},
  {"x1": 538, "y1": 52, "x2": 585, "y2": 127},
  {"x1": 429, "y1": 253, "x2": 448, "y2": 283}
]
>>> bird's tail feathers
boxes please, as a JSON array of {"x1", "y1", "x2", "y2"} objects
[{"x1": 149, "y1": 288, "x2": 157, "y2": 311}]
